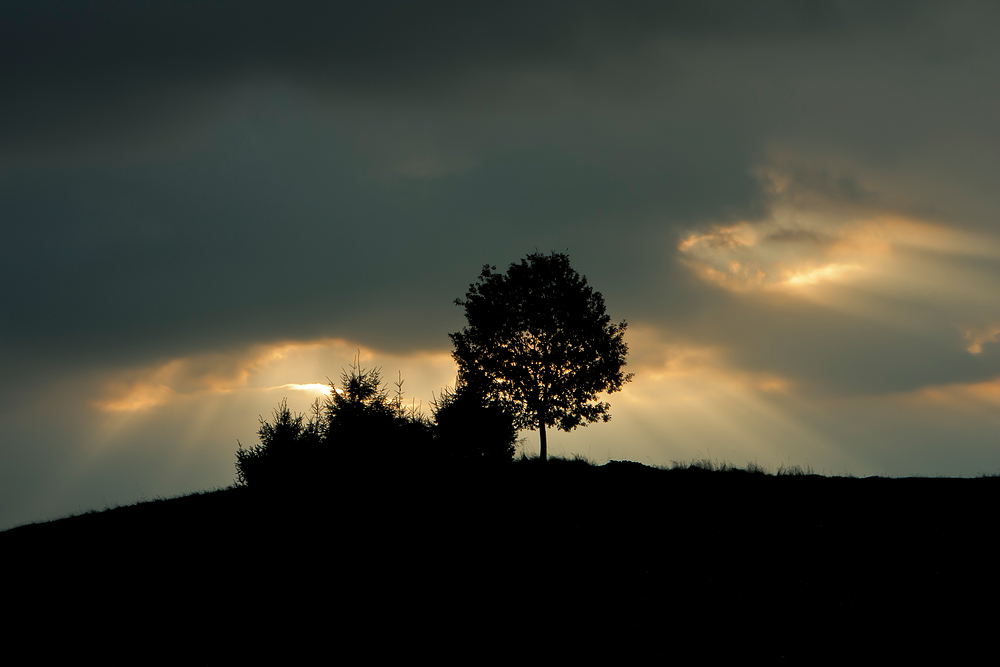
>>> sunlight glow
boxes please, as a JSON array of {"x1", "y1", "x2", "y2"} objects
[
  {"x1": 578, "y1": 328, "x2": 837, "y2": 470},
  {"x1": 273, "y1": 383, "x2": 333, "y2": 394},
  {"x1": 677, "y1": 207, "x2": 1000, "y2": 355},
  {"x1": 626, "y1": 325, "x2": 796, "y2": 396},
  {"x1": 99, "y1": 383, "x2": 176, "y2": 412},
  {"x1": 677, "y1": 213, "x2": 881, "y2": 293},
  {"x1": 904, "y1": 377, "x2": 1000, "y2": 412},
  {"x1": 963, "y1": 326, "x2": 1000, "y2": 355},
  {"x1": 781, "y1": 263, "x2": 862, "y2": 287},
  {"x1": 92, "y1": 337, "x2": 456, "y2": 414}
]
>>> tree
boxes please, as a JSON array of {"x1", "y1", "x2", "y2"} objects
[
  {"x1": 235, "y1": 397, "x2": 323, "y2": 488},
  {"x1": 323, "y1": 358, "x2": 432, "y2": 465},
  {"x1": 234, "y1": 358, "x2": 432, "y2": 487},
  {"x1": 325, "y1": 360, "x2": 396, "y2": 439},
  {"x1": 431, "y1": 376, "x2": 518, "y2": 465},
  {"x1": 450, "y1": 251, "x2": 633, "y2": 461}
]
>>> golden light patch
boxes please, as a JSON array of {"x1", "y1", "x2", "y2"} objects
[
  {"x1": 963, "y1": 326, "x2": 1000, "y2": 354},
  {"x1": 92, "y1": 355, "x2": 240, "y2": 413},
  {"x1": 92, "y1": 338, "x2": 456, "y2": 413},
  {"x1": 781, "y1": 263, "x2": 863, "y2": 287},
  {"x1": 93, "y1": 338, "x2": 359, "y2": 412},
  {"x1": 599, "y1": 346, "x2": 828, "y2": 471},
  {"x1": 625, "y1": 324, "x2": 794, "y2": 396},
  {"x1": 905, "y1": 377, "x2": 1000, "y2": 410},
  {"x1": 678, "y1": 207, "x2": 1000, "y2": 305},
  {"x1": 623, "y1": 325, "x2": 725, "y2": 376},
  {"x1": 757, "y1": 375, "x2": 790, "y2": 393},
  {"x1": 99, "y1": 383, "x2": 177, "y2": 412},
  {"x1": 678, "y1": 223, "x2": 759, "y2": 252},
  {"x1": 878, "y1": 216, "x2": 1000, "y2": 259},
  {"x1": 273, "y1": 383, "x2": 333, "y2": 394},
  {"x1": 679, "y1": 211, "x2": 873, "y2": 293}
]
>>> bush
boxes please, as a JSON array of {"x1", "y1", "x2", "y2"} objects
[
  {"x1": 432, "y1": 380, "x2": 517, "y2": 465},
  {"x1": 235, "y1": 360, "x2": 433, "y2": 487},
  {"x1": 235, "y1": 357, "x2": 526, "y2": 487},
  {"x1": 235, "y1": 398, "x2": 323, "y2": 488},
  {"x1": 326, "y1": 361, "x2": 433, "y2": 465}
]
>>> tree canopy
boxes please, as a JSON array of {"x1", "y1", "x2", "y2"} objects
[
  {"x1": 431, "y1": 377, "x2": 518, "y2": 465},
  {"x1": 450, "y1": 251, "x2": 633, "y2": 461},
  {"x1": 235, "y1": 357, "x2": 518, "y2": 487}
]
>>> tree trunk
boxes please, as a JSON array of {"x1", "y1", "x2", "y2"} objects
[{"x1": 539, "y1": 409, "x2": 547, "y2": 462}]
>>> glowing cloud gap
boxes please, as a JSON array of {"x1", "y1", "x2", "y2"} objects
[
  {"x1": 92, "y1": 338, "x2": 456, "y2": 413},
  {"x1": 782, "y1": 263, "x2": 862, "y2": 287},
  {"x1": 678, "y1": 211, "x2": 1000, "y2": 306},
  {"x1": 272, "y1": 383, "x2": 333, "y2": 394},
  {"x1": 963, "y1": 327, "x2": 1000, "y2": 355}
]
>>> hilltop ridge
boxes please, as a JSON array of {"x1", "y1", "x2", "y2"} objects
[{"x1": 4, "y1": 459, "x2": 994, "y2": 661}]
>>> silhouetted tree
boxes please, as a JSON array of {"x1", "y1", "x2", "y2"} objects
[
  {"x1": 432, "y1": 377, "x2": 518, "y2": 465},
  {"x1": 324, "y1": 359, "x2": 432, "y2": 465},
  {"x1": 235, "y1": 360, "x2": 431, "y2": 486},
  {"x1": 325, "y1": 361, "x2": 394, "y2": 435},
  {"x1": 450, "y1": 251, "x2": 633, "y2": 461},
  {"x1": 235, "y1": 398, "x2": 323, "y2": 488}
]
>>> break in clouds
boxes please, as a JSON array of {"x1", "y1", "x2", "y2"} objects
[{"x1": 4, "y1": 1, "x2": 1000, "y2": 528}]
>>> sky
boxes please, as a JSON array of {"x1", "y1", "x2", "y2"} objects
[{"x1": 4, "y1": 0, "x2": 1000, "y2": 529}]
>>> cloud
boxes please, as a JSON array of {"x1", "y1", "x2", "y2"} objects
[
  {"x1": 395, "y1": 153, "x2": 479, "y2": 180},
  {"x1": 6, "y1": 0, "x2": 1000, "y2": 527},
  {"x1": 962, "y1": 326, "x2": 1000, "y2": 355},
  {"x1": 666, "y1": 163, "x2": 1000, "y2": 396},
  {"x1": 626, "y1": 324, "x2": 793, "y2": 395},
  {"x1": 678, "y1": 215, "x2": 871, "y2": 294},
  {"x1": 92, "y1": 337, "x2": 457, "y2": 413},
  {"x1": 8, "y1": 0, "x2": 998, "y2": 370}
]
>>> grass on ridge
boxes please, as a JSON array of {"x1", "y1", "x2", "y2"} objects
[
  {"x1": 665, "y1": 457, "x2": 815, "y2": 476},
  {"x1": 514, "y1": 452, "x2": 818, "y2": 476}
]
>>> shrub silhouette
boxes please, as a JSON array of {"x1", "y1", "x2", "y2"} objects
[
  {"x1": 235, "y1": 398, "x2": 323, "y2": 488},
  {"x1": 325, "y1": 360, "x2": 432, "y2": 465},
  {"x1": 235, "y1": 359, "x2": 432, "y2": 487},
  {"x1": 432, "y1": 378, "x2": 517, "y2": 465}
]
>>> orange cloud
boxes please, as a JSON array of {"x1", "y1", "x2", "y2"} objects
[
  {"x1": 963, "y1": 326, "x2": 1000, "y2": 355},
  {"x1": 904, "y1": 377, "x2": 1000, "y2": 411},
  {"x1": 99, "y1": 382, "x2": 179, "y2": 412},
  {"x1": 678, "y1": 206, "x2": 1000, "y2": 320},
  {"x1": 92, "y1": 338, "x2": 457, "y2": 413},
  {"x1": 626, "y1": 324, "x2": 794, "y2": 395},
  {"x1": 94, "y1": 338, "x2": 359, "y2": 412}
]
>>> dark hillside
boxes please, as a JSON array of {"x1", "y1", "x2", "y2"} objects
[{"x1": 4, "y1": 461, "x2": 996, "y2": 662}]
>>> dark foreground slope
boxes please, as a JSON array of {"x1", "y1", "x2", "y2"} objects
[{"x1": 4, "y1": 460, "x2": 997, "y2": 662}]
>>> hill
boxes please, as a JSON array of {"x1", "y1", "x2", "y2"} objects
[{"x1": 3, "y1": 459, "x2": 995, "y2": 662}]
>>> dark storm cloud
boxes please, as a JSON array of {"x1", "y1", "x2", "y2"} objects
[
  {"x1": 1, "y1": 0, "x2": 849, "y2": 165},
  {"x1": 7, "y1": 0, "x2": 1000, "y2": 529},
  {"x1": 4, "y1": 0, "x2": 991, "y2": 174},
  {"x1": 3, "y1": 0, "x2": 1000, "y2": 393},
  {"x1": 4, "y1": 0, "x2": 844, "y2": 82},
  {"x1": 0, "y1": 66, "x2": 763, "y2": 368}
]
